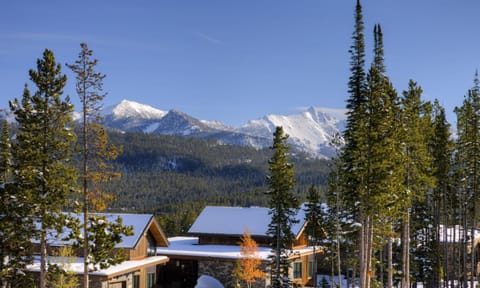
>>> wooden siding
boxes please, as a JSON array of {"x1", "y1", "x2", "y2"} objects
[
  {"x1": 293, "y1": 230, "x2": 308, "y2": 249},
  {"x1": 129, "y1": 235, "x2": 147, "y2": 260},
  {"x1": 291, "y1": 255, "x2": 311, "y2": 287}
]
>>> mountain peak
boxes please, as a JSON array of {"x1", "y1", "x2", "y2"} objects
[
  {"x1": 99, "y1": 100, "x2": 346, "y2": 158},
  {"x1": 105, "y1": 100, "x2": 167, "y2": 120}
]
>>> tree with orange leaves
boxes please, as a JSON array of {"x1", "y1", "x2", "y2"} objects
[{"x1": 233, "y1": 228, "x2": 266, "y2": 288}]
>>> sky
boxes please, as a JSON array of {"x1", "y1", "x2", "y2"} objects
[{"x1": 1, "y1": 1, "x2": 480, "y2": 127}]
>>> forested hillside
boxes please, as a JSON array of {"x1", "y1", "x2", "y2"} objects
[{"x1": 103, "y1": 130, "x2": 331, "y2": 236}]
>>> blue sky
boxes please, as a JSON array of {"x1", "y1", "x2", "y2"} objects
[{"x1": 1, "y1": 1, "x2": 479, "y2": 126}]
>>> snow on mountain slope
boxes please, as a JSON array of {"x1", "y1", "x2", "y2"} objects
[
  {"x1": 98, "y1": 100, "x2": 346, "y2": 158},
  {"x1": 239, "y1": 107, "x2": 347, "y2": 157},
  {"x1": 103, "y1": 99, "x2": 167, "y2": 120}
]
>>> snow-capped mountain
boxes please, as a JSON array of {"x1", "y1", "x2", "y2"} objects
[
  {"x1": 239, "y1": 107, "x2": 346, "y2": 157},
  {"x1": 0, "y1": 99, "x2": 347, "y2": 158},
  {"x1": 100, "y1": 100, "x2": 346, "y2": 158}
]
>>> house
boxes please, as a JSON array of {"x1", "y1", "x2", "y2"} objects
[
  {"x1": 156, "y1": 206, "x2": 321, "y2": 288},
  {"x1": 438, "y1": 225, "x2": 480, "y2": 279},
  {"x1": 27, "y1": 213, "x2": 169, "y2": 288}
]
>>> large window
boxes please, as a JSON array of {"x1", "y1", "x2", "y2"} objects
[{"x1": 293, "y1": 262, "x2": 302, "y2": 279}]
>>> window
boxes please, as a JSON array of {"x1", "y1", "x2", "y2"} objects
[
  {"x1": 293, "y1": 262, "x2": 302, "y2": 279},
  {"x1": 146, "y1": 232, "x2": 156, "y2": 256},
  {"x1": 308, "y1": 261, "x2": 314, "y2": 278},
  {"x1": 133, "y1": 275, "x2": 140, "y2": 288},
  {"x1": 147, "y1": 273, "x2": 155, "y2": 288}
]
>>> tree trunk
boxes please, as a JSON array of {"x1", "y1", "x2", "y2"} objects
[
  {"x1": 401, "y1": 211, "x2": 411, "y2": 288},
  {"x1": 388, "y1": 235, "x2": 393, "y2": 288},
  {"x1": 40, "y1": 220, "x2": 46, "y2": 288},
  {"x1": 360, "y1": 215, "x2": 366, "y2": 288}
]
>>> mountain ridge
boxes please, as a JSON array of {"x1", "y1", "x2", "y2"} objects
[
  {"x1": 102, "y1": 100, "x2": 347, "y2": 158},
  {"x1": 0, "y1": 99, "x2": 347, "y2": 158}
]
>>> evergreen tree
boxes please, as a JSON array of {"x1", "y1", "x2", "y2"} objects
[
  {"x1": 399, "y1": 81, "x2": 435, "y2": 287},
  {"x1": 454, "y1": 71, "x2": 480, "y2": 287},
  {"x1": 66, "y1": 42, "x2": 124, "y2": 288},
  {"x1": 340, "y1": 14, "x2": 403, "y2": 287},
  {"x1": 304, "y1": 185, "x2": 323, "y2": 287},
  {"x1": 429, "y1": 100, "x2": 453, "y2": 287},
  {"x1": 86, "y1": 215, "x2": 132, "y2": 270},
  {"x1": 0, "y1": 121, "x2": 11, "y2": 182},
  {"x1": 340, "y1": 0, "x2": 368, "y2": 285},
  {"x1": 9, "y1": 49, "x2": 77, "y2": 288},
  {"x1": 0, "y1": 119, "x2": 37, "y2": 287},
  {"x1": 266, "y1": 126, "x2": 299, "y2": 288},
  {"x1": 47, "y1": 246, "x2": 79, "y2": 288}
]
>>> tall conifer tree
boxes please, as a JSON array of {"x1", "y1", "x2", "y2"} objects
[
  {"x1": 340, "y1": 14, "x2": 403, "y2": 287},
  {"x1": 339, "y1": 1, "x2": 368, "y2": 285},
  {"x1": 430, "y1": 100, "x2": 453, "y2": 286},
  {"x1": 266, "y1": 126, "x2": 299, "y2": 288},
  {"x1": 454, "y1": 71, "x2": 480, "y2": 287},
  {"x1": 0, "y1": 121, "x2": 10, "y2": 183},
  {"x1": 0, "y1": 119, "x2": 36, "y2": 287},
  {"x1": 304, "y1": 185, "x2": 323, "y2": 287},
  {"x1": 400, "y1": 80, "x2": 435, "y2": 287},
  {"x1": 9, "y1": 49, "x2": 77, "y2": 288},
  {"x1": 67, "y1": 42, "x2": 127, "y2": 288}
]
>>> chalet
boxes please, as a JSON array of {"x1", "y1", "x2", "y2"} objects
[
  {"x1": 28, "y1": 213, "x2": 169, "y2": 288},
  {"x1": 156, "y1": 206, "x2": 321, "y2": 288}
]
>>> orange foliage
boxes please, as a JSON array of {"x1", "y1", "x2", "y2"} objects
[{"x1": 233, "y1": 228, "x2": 266, "y2": 287}]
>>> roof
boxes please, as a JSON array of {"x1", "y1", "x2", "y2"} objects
[
  {"x1": 27, "y1": 255, "x2": 169, "y2": 277},
  {"x1": 39, "y1": 213, "x2": 168, "y2": 249},
  {"x1": 188, "y1": 206, "x2": 307, "y2": 238},
  {"x1": 156, "y1": 236, "x2": 315, "y2": 261}
]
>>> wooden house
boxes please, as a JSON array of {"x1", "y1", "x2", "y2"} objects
[
  {"x1": 28, "y1": 213, "x2": 169, "y2": 288},
  {"x1": 156, "y1": 206, "x2": 321, "y2": 288}
]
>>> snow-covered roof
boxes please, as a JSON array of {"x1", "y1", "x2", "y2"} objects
[
  {"x1": 27, "y1": 255, "x2": 168, "y2": 277},
  {"x1": 39, "y1": 213, "x2": 163, "y2": 249},
  {"x1": 188, "y1": 206, "x2": 306, "y2": 237},
  {"x1": 157, "y1": 236, "x2": 316, "y2": 261},
  {"x1": 157, "y1": 236, "x2": 272, "y2": 260}
]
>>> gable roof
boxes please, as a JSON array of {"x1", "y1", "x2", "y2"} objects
[
  {"x1": 99, "y1": 213, "x2": 168, "y2": 248},
  {"x1": 188, "y1": 206, "x2": 306, "y2": 238},
  {"x1": 40, "y1": 213, "x2": 169, "y2": 249}
]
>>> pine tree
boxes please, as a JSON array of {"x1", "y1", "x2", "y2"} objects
[
  {"x1": 0, "y1": 121, "x2": 11, "y2": 182},
  {"x1": 400, "y1": 80, "x2": 435, "y2": 287},
  {"x1": 454, "y1": 71, "x2": 480, "y2": 287},
  {"x1": 9, "y1": 49, "x2": 77, "y2": 288},
  {"x1": 340, "y1": 14, "x2": 404, "y2": 287},
  {"x1": 233, "y1": 228, "x2": 266, "y2": 288},
  {"x1": 66, "y1": 42, "x2": 125, "y2": 288},
  {"x1": 340, "y1": 1, "x2": 368, "y2": 285},
  {"x1": 304, "y1": 185, "x2": 323, "y2": 287},
  {"x1": 47, "y1": 246, "x2": 79, "y2": 288},
  {"x1": 0, "y1": 119, "x2": 37, "y2": 287},
  {"x1": 266, "y1": 126, "x2": 299, "y2": 288},
  {"x1": 429, "y1": 100, "x2": 453, "y2": 287}
]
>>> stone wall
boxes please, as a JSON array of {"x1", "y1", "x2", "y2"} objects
[{"x1": 198, "y1": 258, "x2": 269, "y2": 288}]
